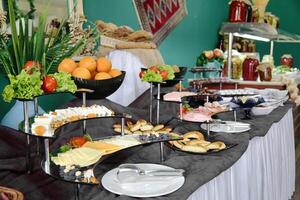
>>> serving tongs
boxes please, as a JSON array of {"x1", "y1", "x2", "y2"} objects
[{"x1": 116, "y1": 164, "x2": 185, "y2": 183}]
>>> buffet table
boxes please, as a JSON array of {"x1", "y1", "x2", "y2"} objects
[
  {"x1": 189, "y1": 108, "x2": 295, "y2": 200},
  {"x1": 0, "y1": 96, "x2": 295, "y2": 200}
]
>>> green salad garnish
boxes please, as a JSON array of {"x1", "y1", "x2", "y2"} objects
[
  {"x1": 53, "y1": 72, "x2": 77, "y2": 93},
  {"x1": 158, "y1": 65, "x2": 175, "y2": 80},
  {"x1": 2, "y1": 70, "x2": 43, "y2": 102},
  {"x1": 141, "y1": 70, "x2": 163, "y2": 82}
]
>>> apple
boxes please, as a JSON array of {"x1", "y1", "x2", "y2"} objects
[
  {"x1": 204, "y1": 51, "x2": 214, "y2": 60},
  {"x1": 42, "y1": 76, "x2": 57, "y2": 93},
  {"x1": 213, "y1": 48, "x2": 223, "y2": 58},
  {"x1": 24, "y1": 60, "x2": 41, "y2": 74}
]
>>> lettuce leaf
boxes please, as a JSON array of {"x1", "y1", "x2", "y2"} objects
[
  {"x1": 158, "y1": 65, "x2": 175, "y2": 80},
  {"x1": 52, "y1": 72, "x2": 77, "y2": 93},
  {"x1": 2, "y1": 70, "x2": 43, "y2": 102}
]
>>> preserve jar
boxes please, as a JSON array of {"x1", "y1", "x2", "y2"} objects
[
  {"x1": 280, "y1": 54, "x2": 293, "y2": 68},
  {"x1": 257, "y1": 63, "x2": 273, "y2": 81},
  {"x1": 229, "y1": 0, "x2": 247, "y2": 22},
  {"x1": 246, "y1": 3, "x2": 252, "y2": 22},
  {"x1": 232, "y1": 56, "x2": 243, "y2": 79},
  {"x1": 242, "y1": 56, "x2": 259, "y2": 81}
]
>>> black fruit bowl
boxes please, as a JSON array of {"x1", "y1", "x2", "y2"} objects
[
  {"x1": 141, "y1": 66, "x2": 187, "y2": 87},
  {"x1": 162, "y1": 66, "x2": 188, "y2": 87},
  {"x1": 73, "y1": 71, "x2": 126, "y2": 99}
]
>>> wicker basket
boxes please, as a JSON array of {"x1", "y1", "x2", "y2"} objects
[
  {"x1": 100, "y1": 35, "x2": 124, "y2": 48},
  {"x1": 0, "y1": 186, "x2": 23, "y2": 200}
]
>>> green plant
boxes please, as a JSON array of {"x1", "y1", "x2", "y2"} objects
[
  {"x1": 196, "y1": 48, "x2": 224, "y2": 66},
  {"x1": 0, "y1": 0, "x2": 97, "y2": 76}
]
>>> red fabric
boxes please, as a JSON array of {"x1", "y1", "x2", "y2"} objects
[{"x1": 134, "y1": 0, "x2": 187, "y2": 44}]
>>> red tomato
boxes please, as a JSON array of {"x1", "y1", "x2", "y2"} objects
[
  {"x1": 148, "y1": 66, "x2": 159, "y2": 73},
  {"x1": 160, "y1": 70, "x2": 168, "y2": 80},
  {"x1": 42, "y1": 76, "x2": 57, "y2": 93},
  {"x1": 24, "y1": 61, "x2": 41, "y2": 74},
  {"x1": 69, "y1": 136, "x2": 87, "y2": 148},
  {"x1": 139, "y1": 70, "x2": 146, "y2": 78}
]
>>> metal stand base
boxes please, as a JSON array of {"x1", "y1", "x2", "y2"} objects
[
  {"x1": 149, "y1": 83, "x2": 153, "y2": 123},
  {"x1": 74, "y1": 184, "x2": 80, "y2": 200},
  {"x1": 160, "y1": 142, "x2": 164, "y2": 163},
  {"x1": 156, "y1": 83, "x2": 161, "y2": 124}
]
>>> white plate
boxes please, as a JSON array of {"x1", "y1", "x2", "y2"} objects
[
  {"x1": 101, "y1": 163, "x2": 185, "y2": 198},
  {"x1": 201, "y1": 121, "x2": 250, "y2": 133}
]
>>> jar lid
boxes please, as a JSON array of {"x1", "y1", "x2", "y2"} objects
[{"x1": 281, "y1": 54, "x2": 293, "y2": 58}]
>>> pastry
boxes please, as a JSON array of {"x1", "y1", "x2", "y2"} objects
[
  {"x1": 152, "y1": 124, "x2": 164, "y2": 131},
  {"x1": 183, "y1": 131, "x2": 204, "y2": 140},
  {"x1": 130, "y1": 123, "x2": 141, "y2": 132},
  {"x1": 140, "y1": 124, "x2": 154, "y2": 131},
  {"x1": 182, "y1": 145, "x2": 207, "y2": 153}
]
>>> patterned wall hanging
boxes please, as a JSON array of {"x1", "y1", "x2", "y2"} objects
[{"x1": 133, "y1": 0, "x2": 187, "y2": 45}]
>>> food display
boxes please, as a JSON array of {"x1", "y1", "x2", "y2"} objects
[
  {"x1": 113, "y1": 119, "x2": 173, "y2": 135},
  {"x1": 58, "y1": 57, "x2": 122, "y2": 81},
  {"x1": 169, "y1": 131, "x2": 226, "y2": 153},
  {"x1": 182, "y1": 102, "x2": 229, "y2": 123},
  {"x1": 30, "y1": 105, "x2": 114, "y2": 136},
  {"x1": 51, "y1": 146, "x2": 103, "y2": 167},
  {"x1": 2, "y1": 70, "x2": 77, "y2": 102},
  {"x1": 139, "y1": 65, "x2": 177, "y2": 83},
  {"x1": 163, "y1": 91, "x2": 197, "y2": 102},
  {"x1": 59, "y1": 166, "x2": 99, "y2": 184}
]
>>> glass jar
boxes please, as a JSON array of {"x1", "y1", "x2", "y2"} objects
[
  {"x1": 246, "y1": 4, "x2": 252, "y2": 22},
  {"x1": 232, "y1": 56, "x2": 243, "y2": 79},
  {"x1": 229, "y1": 0, "x2": 248, "y2": 22},
  {"x1": 280, "y1": 54, "x2": 293, "y2": 68},
  {"x1": 242, "y1": 56, "x2": 259, "y2": 81},
  {"x1": 257, "y1": 63, "x2": 272, "y2": 81}
]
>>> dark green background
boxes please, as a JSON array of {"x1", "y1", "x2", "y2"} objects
[{"x1": 1, "y1": 0, "x2": 300, "y2": 120}]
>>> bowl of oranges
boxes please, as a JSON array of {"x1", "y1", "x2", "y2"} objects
[{"x1": 58, "y1": 56, "x2": 126, "y2": 99}]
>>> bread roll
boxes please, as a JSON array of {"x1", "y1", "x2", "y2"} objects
[
  {"x1": 127, "y1": 30, "x2": 153, "y2": 42},
  {"x1": 140, "y1": 124, "x2": 154, "y2": 131},
  {"x1": 183, "y1": 131, "x2": 204, "y2": 140},
  {"x1": 137, "y1": 119, "x2": 147, "y2": 126},
  {"x1": 182, "y1": 145, "x2": 207, "y2": 153},
  {"x1": 152, "y1": 124, "x2": 164, "y2": 131},
  {"x1": 130, "y1": 123, "x2": 141, "y2": 132}
]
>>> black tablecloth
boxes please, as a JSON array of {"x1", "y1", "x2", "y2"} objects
[{"x1": 0, "y1": 90, "x2": 293, "y2": 200}]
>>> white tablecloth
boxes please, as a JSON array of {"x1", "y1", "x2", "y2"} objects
[
  {"x1": 107, "y1": 50, "x2": 150, "y2": 106},
  {"x1": 188, "y1": 109, "x2": 295, "y2": 200}
]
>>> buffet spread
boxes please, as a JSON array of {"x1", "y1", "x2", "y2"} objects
[{"x1": 0, "y1": 0, "x2": 297, "y2": 199}]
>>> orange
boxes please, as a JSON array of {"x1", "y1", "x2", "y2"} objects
[
  {"x1": 72, "y1": 67, "x2": 91, "y2": 80},
  {"x1": 94, "y1": 72, "x2": 112, "y2": 80},
  {"x1": 79, "y1": 57, "x2": 97, "y2": 72},
  {"x1": 58, "y1": 58, "x2": 77, "y2": 74},
  {"x1": 108, "y1": 69, "x2": 122, "y2": 77},
  {"x1": 91, "y1": 71, "x2": 98, "y2": 79},
  {"x1": 96, "y1": 57, "x2": 112, "y2": 72}
]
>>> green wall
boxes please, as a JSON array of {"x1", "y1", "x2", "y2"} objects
[{"x1": 1, "y1": 0, "x2": 300, "y2": 120}]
